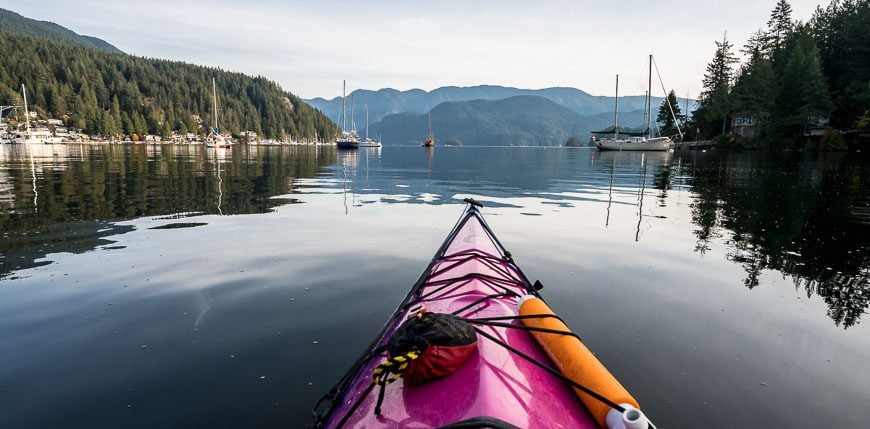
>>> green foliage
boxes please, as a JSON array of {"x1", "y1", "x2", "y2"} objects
[
  {"x1": 0, "y1": 8, "x2": 123, "y2": 54},
  {"x1": 711, "y1": 0, "x2": 870, "y2": 149},
  {"x1": 764, "y1": 0, "x2": 794, "y2": 55},
  {"x1": 565, "y1": 136, "x2": 584, "y2": 147},
  {"x1": 810, "y1": 0, "x2": 870, "y2": 129},
  {"x1": 695, "y1": 35, "x2": 738, "y2": 138},
  {"x1": 773, "y1": 26, "x2": 832, "y2": 145},
  {"x1": 0, "y1": 30, "x2": 338, "y2": 140},
  {"x1": 819, "y1": 127, "x2": 847, "y2": 150},
  {"x1": 656, "y1": 90, "x2": 682, "y2": 137}
]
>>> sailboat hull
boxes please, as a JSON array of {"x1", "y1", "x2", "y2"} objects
[
  {"x1": 336, "y1": 141, "x2": 359, "y2": 149},
  {"x1": 596, "y1": 137, "x2": 671, "y2": 151}
]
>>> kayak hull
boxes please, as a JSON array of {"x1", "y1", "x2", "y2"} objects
[{"x1": 320, "y1": 206, "x2": 599, "y2": 428}]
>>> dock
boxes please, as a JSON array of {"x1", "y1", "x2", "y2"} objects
[{"x1": 673, "y1": 140, "x2": 715, "y2": 150}]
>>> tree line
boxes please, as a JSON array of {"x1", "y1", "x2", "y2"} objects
[
  {"x1": 0, "y1": 30, "x2": 338, "y2": 141},
  {"x1": 688, "y1": 0, "x2": 868, "y2": 149}
]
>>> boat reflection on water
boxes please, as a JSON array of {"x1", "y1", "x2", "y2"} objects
[
  {"x1": 338, "y1": 147, "x2": 359, "y2": 214},
  {"x1": 424, "y1": 145, "x2": 434, "y2": 179}
]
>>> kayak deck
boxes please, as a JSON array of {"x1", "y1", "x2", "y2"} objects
[{"x1": 319, "y1": 205, "x2": 599, "y2": 428}]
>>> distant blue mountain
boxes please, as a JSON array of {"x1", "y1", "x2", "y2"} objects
[
  {"x1": 367, "y1": 95, "x2": 651, "y2": 146},
  {"x1": 305, "y1": 84, "x2": 691, "y2": 125}
]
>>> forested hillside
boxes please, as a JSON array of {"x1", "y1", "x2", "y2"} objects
[
  {"x1": 0, "y1": 30, "x2": 338, "y2": 140},
  {"x1": 693, "y1": 0, "x2": 869, "y2": 149},
  {"x1": 369, "y1": 95, "x2": 627, "y2": 146},
  {"x1": 0, "y1": 8, "x2": 122, "y2": 54}
]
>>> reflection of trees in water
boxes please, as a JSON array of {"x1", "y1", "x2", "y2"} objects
[
  {"x1": 0, "y1": 144, "x2": 336, "y2": 279},
  {"x1": 685, "y1": 151, "x2": 870, "y2": 328}
]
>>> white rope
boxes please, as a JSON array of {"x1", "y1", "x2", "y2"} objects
[{"x1": 651, "y1": 56, "x2": 683, "y2": 140}]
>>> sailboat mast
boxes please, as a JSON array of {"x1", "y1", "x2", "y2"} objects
[
  {"x1": 21, "y1": 84, "x2": 30, "y2": 133},
  {"x1": 341, "y1": 80, "x2": 347, "y2": 133},
  {"x1": 614, "y1": 75, "x2": 619, "y2": 139},
  {"x1": 212, "y1": 77, "x2": 218, "y2": 131},
  {"x1": 365, "y1": 107, "x2": 369, "y2": 141},
  {"x1": 647, "y1": 54, "x2": 653, "y2": 137},
  {"x1": 427, "y1": 112, "x2": 432, "y2": 139},
  {"x1": 351, "y1": 94, "x2": 355, "y2": 131},
  {"x1": 685, "y1": 90, "x2": 690, "y2": 127}
]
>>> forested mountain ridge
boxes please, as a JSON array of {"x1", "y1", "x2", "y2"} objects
[
  {"x1": 0, "y1": 29, "x2": 337, "y2": 140},
  {"x1": 368, "y1": 95, "x2": 649, "y2": 146},
  {"x1": 306, "y1": 85, "x2": 690, "y2": 125},
  {"x1": 0, "y1": 8, "x2": 122, "y2": 54}
]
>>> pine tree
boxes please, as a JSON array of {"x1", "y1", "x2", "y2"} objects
[
  {"x1": 695, "y1": 33, "x2": 738, "y2": 137},
  {"x1": 774, "y1": 26, "x2": 832, "y2": 144},
  {"x1": 656, "y1": 90, "x2": 682, "y2": 137},
  {"x1": 765, "y1": 0, "x2": 794, "y2": 55},
  {"x1": 0, "y1": 30, "x2": 338, "y2": 141}
]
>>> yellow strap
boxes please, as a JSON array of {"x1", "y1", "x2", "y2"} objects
[{"x1": 372, "y1": 350, "x2": 420, "y2": 385}]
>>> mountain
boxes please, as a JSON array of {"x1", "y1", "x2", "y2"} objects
[
  {"x1": 0, "y1": 8, "x2": 123, "y2": 54},
  {"x1": 368, "y1": 95, "x2": 650, "y2": 146},
  {"x1": 0, "y1": 28, "x2": 337, "y2": 140},
  {"x1": 306, "y1": 85, "x2": 691, "y2": 125}
]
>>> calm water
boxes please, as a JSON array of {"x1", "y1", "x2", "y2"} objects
[{"x1": 0, "y1": 144, "x2": 868, "y2": 428}]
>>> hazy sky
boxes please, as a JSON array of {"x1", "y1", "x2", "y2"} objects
[{"x1": 0, "y1": 0, "x2": 826, "y2": 99}]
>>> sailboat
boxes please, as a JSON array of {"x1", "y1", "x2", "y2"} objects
[
  {"x1": 594, "y1": 55, "x2": 680, "y2": 151},
  {"x1": 205, "y1": 77, "x2": 233, "y2": 148},
  {"x1": 12, "y1": 84, "x2": 61, "y2": 144},
  {"x1": 422, "y1": 111, "x2": 435, "y2": 147},
  {"x1": 335, "y1": 80, "x2": 360, "y2": 149},
  {"x1": 359, "y1": 106, "x2": 382, "y2": 147}
]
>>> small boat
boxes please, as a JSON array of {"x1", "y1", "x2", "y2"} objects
[
  {"x1": 422, "y1": 111, "x2": 435, "y2": 147},
  {"x1": 11, "y1": 85, "x2": 62, "y2": 144},
  {"x1": 312, "y1": 200, "x2": 651, "y2": 428},
  {"x1": 595, "y1": 55, "x2": 680, "y2": 152},
  {"x1": 335, "y1": 80, "x2": 360, "y2": 149},
  {"x1": 359, "y1": 107, "x2": 382, "y2": 148},
  {"x1": 205, "y1": 77, "x2": 233, "y2": 148}
]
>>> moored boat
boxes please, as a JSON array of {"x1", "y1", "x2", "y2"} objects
[
  {"x1": 205, "y1": 77, "x2": 233, "y2": 149},
  {"x1": 312, "y1": 200, "x2": 651, "y2": 428},
  {"x1": 422, "y1": 111, "x2": 435, "y2": 147},
  {"x1": 335, "y1": 80, "x2": 360, "y2": 149},
  {"x1": 595, "y1": 55, "x2": 680, "y2": 152},
  {"x1": 12, "y1": 85, "x2": 62, "y2": 144},
  {"x1": 359, "y1": 107, "x2": 382, "y2": 147}
]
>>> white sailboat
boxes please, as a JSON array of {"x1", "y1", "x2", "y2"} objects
[
  {"x1": 12, "y1": 85, "x2": 61, "y2": 144},
  {"x1": 335, "y1": 80, "x2": 360, "y2": 149},
  {"x1": 595, "y1": 55, "x2": 679, "y2": 151},
  {"x1": 359, "y1": 106, "x2": 382, "y2": 147},
  {"x1": 205, "y1": 77, "x2": 232, "y2": 148}
]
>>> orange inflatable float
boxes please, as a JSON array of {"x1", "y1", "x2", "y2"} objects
[{"x1": 518, "y1": 296, "x2": 641, "y2": 428}]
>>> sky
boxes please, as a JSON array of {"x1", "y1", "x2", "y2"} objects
[{"x1": 0, "y1": 0, "x2": 827, "y2": 99}]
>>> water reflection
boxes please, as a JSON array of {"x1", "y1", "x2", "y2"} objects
[
  {"x1": 1, "y1": 145, "x2": 867, "y2": 328},
  {"x1": 685, "y1": 151, "x2": 870, "y2": 327},
  {"x1": 1, "y1": 144, "x2": 869, "y2": 429},
  {"x1": 0, "y1": 144, "x2": 337, "y2": 278}
]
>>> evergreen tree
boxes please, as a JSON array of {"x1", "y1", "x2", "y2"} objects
[
  {"x1": 764, "y1": 0, "x2": 794, "y2": 55},
  {"x1": 773, "y1": 26, "x2": 832, "y2": 144},
  {"x1": 0, "y1": 29, "x2": 338, "y2": 140},
  {"x1": 809, "y1": 0, "x2": 870, "y2": 129},
  {"x1": 730, "y1": 49, "x2": 776, "y2": 144},
  {"x1": 695, "y1": 34, "x2": 738, "y2": 138},
  {"x1": 656, "y1": 90, "x2": 682, "y2": 137}
]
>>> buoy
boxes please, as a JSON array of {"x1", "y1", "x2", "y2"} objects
[{"x1": 518, "y1": 296, "x2": 642, "y2": 428}]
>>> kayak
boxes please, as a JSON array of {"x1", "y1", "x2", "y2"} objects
[{"x1": 312, "y1": 200, "x2": 650, "y2": 428}]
